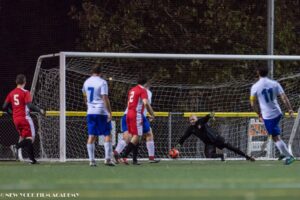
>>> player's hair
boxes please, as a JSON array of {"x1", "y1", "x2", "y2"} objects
[
  {"x1": 91, "y1": 65, "x2": 102, "y2": 74},
  {"x1": 256, "y1": 66, "x2": 268, "y2": 77},
  {"x1": 137, "y1": 75, "x2": 149, "y2": 85},
  {"x1": 16, "y1": 74, "x2": 26, "y2": 85}
]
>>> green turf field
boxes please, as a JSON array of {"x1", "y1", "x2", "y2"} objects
[{"x1": 1, "y1": 160, "x2": 300, "y2": 200}]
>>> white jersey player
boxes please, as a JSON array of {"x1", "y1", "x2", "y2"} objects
[
  {"x1": 82, "y1": 65, "x2": 114, "y2": 166},
  {"x1": 250, "y1": 66, "x2": 295, "y2": 165}
]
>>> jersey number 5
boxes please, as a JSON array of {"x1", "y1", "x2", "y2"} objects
[
  {"x1": 13, "y1": 94, "x2": 20, "y2": 105},
  {"x1": 129, "y1": 91, "x2": 135, "y2": 103},
  {"x1": 262, "y1": 88, "x2": 273, "y2": 103}
]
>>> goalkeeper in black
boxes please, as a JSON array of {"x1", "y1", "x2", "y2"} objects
[{"x1": 175, "y1": 113, "x2": 255, "y2": 161}]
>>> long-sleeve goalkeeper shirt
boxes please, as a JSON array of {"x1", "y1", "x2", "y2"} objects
[{"x1": 178, "y1": 114, "x2": 224, "y2": 146}]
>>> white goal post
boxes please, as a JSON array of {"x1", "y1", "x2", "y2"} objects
[{"x1": 31, "y1": 52, "x2": 300, "y2": 162}]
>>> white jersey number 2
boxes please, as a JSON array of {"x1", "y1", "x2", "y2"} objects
[{"x1": 129, "y1": 91, "x2": 135, "y2": 103}]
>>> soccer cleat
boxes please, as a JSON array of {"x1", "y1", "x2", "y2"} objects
[
  {"x1": 132, "y1": 160, "x2": 141, "y2": 165},
  {"x1": 113, "y1": 151, "x2": 120, "y2": 164},
  {"x1": 29, "y1": 159, "x2": 39, "y2": 165},
  {"x1": 120, "y1": 157, "x2": 129, "y2": 165},
  {"x1": 221, "y1": 154, "x2": 226, "y2": 162},
  {"x1": 89, "y1": 160, "x2": 97, "y2": 167},
  {"x1": 246, "y1": 156, "x2": 255, "y2": 162},
  {"x1": 285, "y1": 156, "x2": 296, "y2": 165},
  {"x1": 278, "y1": 154, "x2": 286, "y2": 160},
  {"x1": 10, "y1": 145, "x2": 18, "y2": 160},
  {"x1": 104, "y1": 159, "x2": 116, "y2": 167},
  {"x1": 149, "y1": 159, "x2": 160, "y2": 163}
]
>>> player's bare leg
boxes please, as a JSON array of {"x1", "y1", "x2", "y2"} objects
[{"x1": 87, "y1": 136, "x2": 97, "y2": 166}]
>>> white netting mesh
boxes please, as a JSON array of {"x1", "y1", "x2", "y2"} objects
[{"x1": 31, "y1": 55, "x2": 300, "y2": 160}]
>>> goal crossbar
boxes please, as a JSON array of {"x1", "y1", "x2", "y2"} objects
[{"x1": 60, "y1": 52, "x2": 300, "y2": 60}]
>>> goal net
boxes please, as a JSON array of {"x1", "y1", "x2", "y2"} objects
[{"x1": 30, "y1": 52, "x2": 300, "y2": 161}]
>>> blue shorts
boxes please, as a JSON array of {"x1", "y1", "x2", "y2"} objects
[
  {"x1": 263, "y1": 114, "x2": 282, "y2": 136},
  {"x1": 121, "y1": 114, "x2": 150, "y2": 134},
  {"x1": 87, "y1": 114, "x2": 112, "y2": 136}
]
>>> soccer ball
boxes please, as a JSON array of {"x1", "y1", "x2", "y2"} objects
[{"x1": 169, "y1": 148, "x2": 179, "y2": 159}]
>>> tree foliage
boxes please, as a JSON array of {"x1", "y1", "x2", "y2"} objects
[{"x1": 69, "y1": 0, "x2": 300, "y2": 82}]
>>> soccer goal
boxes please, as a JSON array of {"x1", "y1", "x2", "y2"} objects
[{"x1": 31, "y1": 52, "x2": 300, "y2": 162}]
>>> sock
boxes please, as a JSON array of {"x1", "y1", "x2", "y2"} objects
[
  {"x1": 211, "y1": 153, "x2": 224, "y2": 159},
  {"x1": 275, "y1": 140, "x2": 292, "y2": 157},
  {"x1": 122, "y1": 142, "x2": 135, "y2": 158},
  {"x1": 87, "y1": 144, "x2": 94, "y2": 161},
  {"x1": 146, "y1": 141, "x2": 155, "y2": 159},
  {"x1": 17, "y1": 139, "x2": 35, "y2": 161},
  {"x1": 115, "y1": 139, "x2": 127, "y2": 154},
  {"x1": 275, "y1": 142, "x2": 283, "y2": 154},
  {"x1": 104, "y1": 142, "x2": 112, "y2": 160},
  {"x1": 16, "y1": 139, "x2": 31, "y2": 149},
  {"x1": 91, "y1": 143, "x2": 95, "y2": 160},
  {"x1": 132, "y1": 144, "x2": 139, "y2": 162},
  {"x1": 27, "y1": 142, "x2": 35, "y2": 161},
  {"x1": 224, "y1": 142, "x2": 249, "y2": 159}
]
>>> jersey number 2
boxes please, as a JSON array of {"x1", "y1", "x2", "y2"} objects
[
  {"x1": 262, "y1": 88, "x2": 273, "y2": 103},
  {"x1": 129, "y1": 91, "x2": 135, "y2": 103}
]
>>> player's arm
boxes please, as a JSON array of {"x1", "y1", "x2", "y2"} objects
[
  {"x1": 101, "y1": 81, "x2": 112, "y2": 121},
  {"x1": 82, "y1": 93, "x2": 87, "y2": 105},
  {"x1": 2, "y1": 95, "x2": 12, "y2": 114},
  {"x1": 143, "y1": 98, "x2": 155, "y2": 120},
  {"x1": 277, "y1": 83, "x2": 294, "y2": 117},
  {"x1": 27, "y1": 103, "x2": 45, "y2": 115},
  {"x1": 250, "y1": 86, "x2": 262, "y2": 118},
  {"x1": 176, "y1": 127, "x2": 193, "y2": 148},
  {"x1": 25, "y1": 92, "x2": 45, "y2": 115},
  {"x1": 2, "y1": 101, "x2": 12, "y2": 115},
  {"x1": 102, "y1": 94, "x2": 112, "y2": 121},
  {"x1": 250, "y1": 96, "x2": 262, "y2": 118},
  {"x1": 280, "y1": 93, "x2": 294, "y2": 117},
  {"x1": 82, "y1": 86, "x2": 87, "y2": 105},
  {"x1": 197, "y1": 112, "x2": 214, "y2": 126}
]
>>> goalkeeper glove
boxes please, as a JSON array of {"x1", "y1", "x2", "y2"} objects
[{"x1": 175, "y1": 144, "x2": 181, "y2": 149}]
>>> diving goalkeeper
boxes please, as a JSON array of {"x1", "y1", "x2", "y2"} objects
[{"x1": 175, "y1": 113, "x2": 255, "y2": 161}]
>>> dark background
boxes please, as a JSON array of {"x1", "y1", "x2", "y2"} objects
[
  {"x1": 1, "y1": 0, "x2": 299, "y2": 104},
  {"x1": 0, "y1": 0, "x2": 80, "y2": 104}
]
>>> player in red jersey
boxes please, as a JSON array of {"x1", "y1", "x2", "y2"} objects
[
  {"x1": 2, "y1": 74, "x2": 45, "y2": 164},
  {"x1": 120, "y1": 76, "x2": 155, "y2": 164}
]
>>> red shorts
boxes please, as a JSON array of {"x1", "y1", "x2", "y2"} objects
[
  {"x1": 126, "y1": 111, "x2": 143, "y2": 136},
  {"x1": 13, "y1": 117, "x2": 35, "y2": 138}
]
